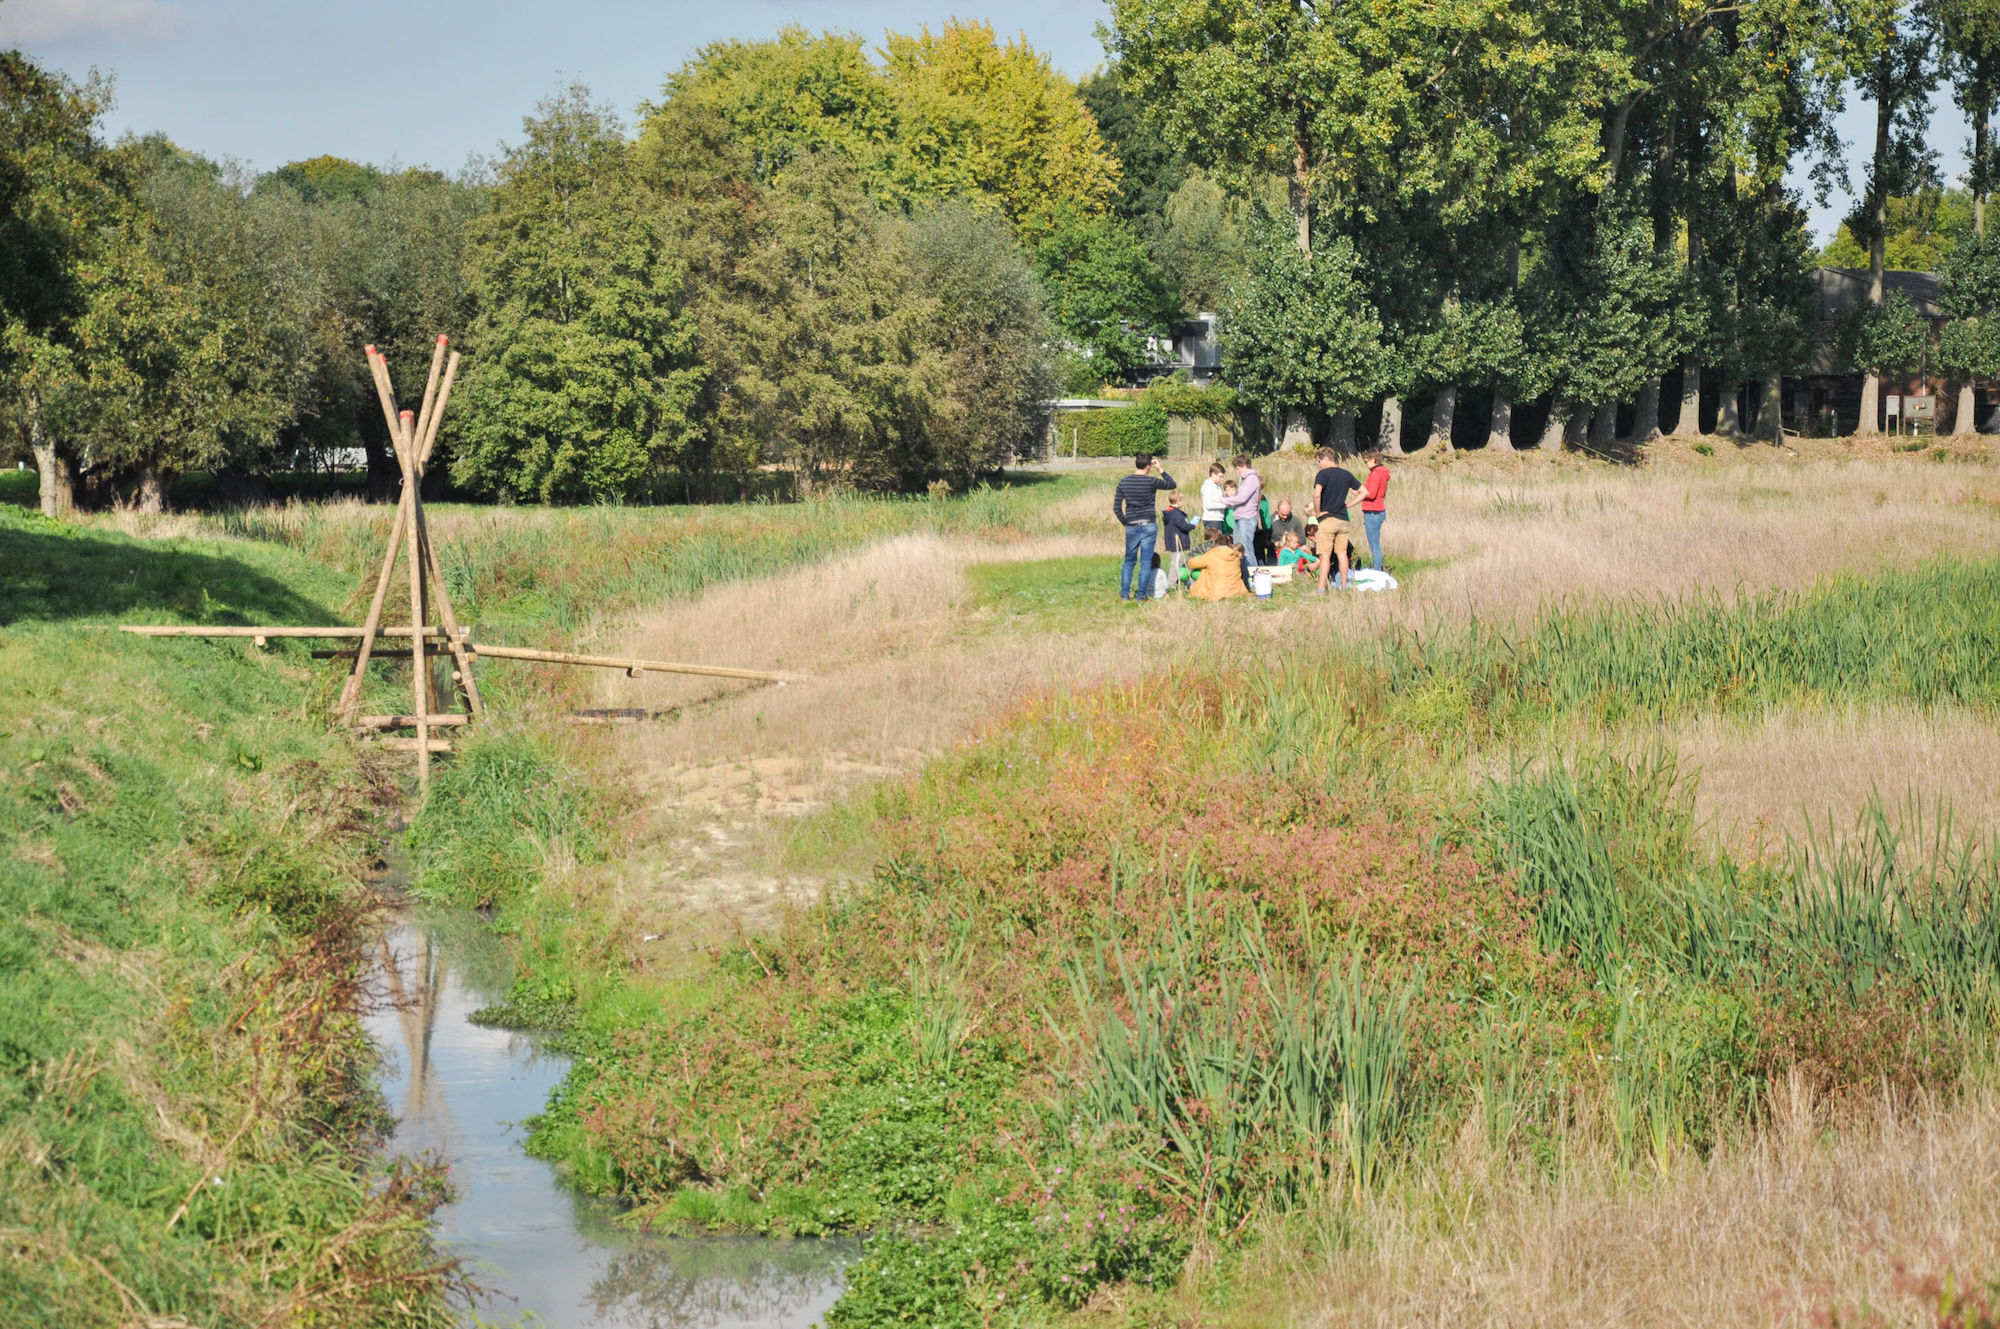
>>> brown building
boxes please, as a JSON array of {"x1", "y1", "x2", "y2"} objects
[{"x1": 1800, "y1": 266, "x2": 1985, "y2": 435}]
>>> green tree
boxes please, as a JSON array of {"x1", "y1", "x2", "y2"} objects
[
  {"x1": 452, "y1": 86, "x2": 702, "y2": 501},
  {"x1": 255, "y1": 154, "x2": 383, "y2": 204},
  {"x1": 1842, "y1": 0, "x2": 1941, "y2": 432},
  {"x1": 904, "y1": 204, "x2": 1056, "y2": 484},
  {"x1": 0, "y1": 52, "x2": 120, "y2": 515},
  {"x1": 1939, "y1": 231, "x2": 2000, "y2": 430},
  {"x1": 1077, "y1": 65, "x2": 1188, "y2": 226},
  {"x1": 1032, "y1": 207, "x2": 1176, "y2": 383},
  {"x1": 1153, "y1": 171, "x2": 1250, "y2": 315},
  {"x1": 1843, "y1": 287, "x2": 1932, "y2": 384},
  {"x1": 1223, "y1": 219, "x2": 1385, "y2": 430},
  {"x1": 1818, "y1": 189, "x2": 1972, "y2": 268},
  {"x1": 652, "y1": 23, "x2": 1119, "y2": 233},
  {"x1": 880, "y1": 21, "x2": 1120, "y2": 231}
]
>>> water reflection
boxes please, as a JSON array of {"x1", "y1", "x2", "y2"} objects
[{"x1": 368, "y1": 918, "x2": 854, "y2": 1328}]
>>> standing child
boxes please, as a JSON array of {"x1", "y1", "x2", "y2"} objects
[
  {"x1": 1161, "y1": 492, "x2": 1197, "y2": 593},
  {"x1": 1199, "y1": 461, "x2": 1228, "y2": 540}
]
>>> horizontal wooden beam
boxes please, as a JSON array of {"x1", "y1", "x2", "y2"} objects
[
  {"x1": 354, "y1": 714, "x2": 469, "y2": 729},
  {"x1": 122, "y1": 625, "x2": 801, "y2": 684},
  {"x1": 465, "y1": 642, "x2": 801, "y2": 684},
  {"x1": 121, "y1": 625, "x2": 449, "y2": 639},
  {"x1": 376, "y1": 737, "x2": 453, "y2": 753}
]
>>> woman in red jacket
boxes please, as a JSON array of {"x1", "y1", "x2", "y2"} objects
[{"x1": 1358, "y1": 451, "x2": 1390, "y2": 571}]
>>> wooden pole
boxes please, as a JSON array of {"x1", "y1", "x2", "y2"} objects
[
  {"x1": 123, "y1": 625, "x2": 451, "y2": 638},
  {"x1": 397, "y1": 409, "x2": 430, "y2": 791},
  {"x1": 341, "y1": 347, "x2": 415, "y2": 721},
  {"x1": 411, "y1": 335, "x2": 448, "y2": 459},
  {"x1": 417, "y1": 350, "x2": 460, "y2": 467},
  {"x1": 464, "y1": 642, "x2": 802, "y2": 683},
  {"x1": 120, "y1": 626, "x2": 800, "y2": 683},
  {"x1": 407, "y1": 346, "x2": 481, "y2": 715}
]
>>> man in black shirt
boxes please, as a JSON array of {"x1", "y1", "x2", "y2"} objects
[
  {"x1": 1310, "y1": 446, "x2": 1361, "y2": 591},
  {"x1": 1113, "y1": 453, "x2": 1177, "y2": 600}
]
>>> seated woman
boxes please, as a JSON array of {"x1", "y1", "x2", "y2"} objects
[{"x1": 1187, "y1": 536, "x2": 1250, "y2": 601}]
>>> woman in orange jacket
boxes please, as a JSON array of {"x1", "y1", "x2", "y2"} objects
[{"x1": 1186, "y1": 537, "x2": 1250, "y2": 601}]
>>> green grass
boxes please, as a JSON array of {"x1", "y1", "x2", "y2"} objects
[
  {"x1": 506, "y1": 545, "x2": 2000, "y2": 1328},
  {"x1": 967, "y1": 554, "x2": 1121, "y2": 630},
  {"x1": 0, "y1": 506, "x2": 459, "y2": 1327},
  {"x1": 0, "y1": 468, "x2": 37, "y2": 507}
]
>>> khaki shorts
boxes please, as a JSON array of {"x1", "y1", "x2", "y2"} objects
[{"x1": 1314, "y1": 518, "x2": 1350, "y2": 558}]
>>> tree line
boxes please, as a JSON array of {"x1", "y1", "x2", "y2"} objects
[{"x1": 6, "y1": 0, "x2": 2000, "y2": 512}]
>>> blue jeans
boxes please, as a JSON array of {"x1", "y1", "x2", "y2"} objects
[
  {"x1": 1120, "y1": 520, "x2": 1158, "y2": 599},
  {"x1": 1363, "y1": 510, "x2": 1385, "y2": 571},
  {"x1": 1233, "y1": 515, "x2": 1258, "y2": 582}
]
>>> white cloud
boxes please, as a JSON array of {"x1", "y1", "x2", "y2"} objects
[{"x1": 0, "y1": 0, "x2": 186, "y2": 45}]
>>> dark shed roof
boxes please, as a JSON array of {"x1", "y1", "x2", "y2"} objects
[{"x1": 1817, "y1": 266, "x2": 1943, "y2": 322}]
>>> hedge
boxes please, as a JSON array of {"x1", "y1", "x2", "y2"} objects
[{"x1": 1052, "y1": 402, "x2": 1169, "y2": 458}]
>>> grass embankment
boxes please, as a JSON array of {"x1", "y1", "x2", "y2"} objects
[
  {"x1": 493, "y1": 554, "x2": 2000, "y2": 1326},
  {"x1": 0, "y1": 474, "x2": 1089, "y2": 1325},
  {"x1": 0, "y1": 506, "x2": 459, "y2": 1327}
]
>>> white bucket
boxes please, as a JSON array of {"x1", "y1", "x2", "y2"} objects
[{"x1": 1251, "y1": 567, "x2": 1273, "y2": 598}]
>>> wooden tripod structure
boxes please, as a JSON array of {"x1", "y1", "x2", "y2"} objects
[
  {"x1": 335, "y1": 336, "x2": 477, "y2": 789},
  {"x1": 120, "y1": 337, "x2": 804, "y2": 797}
]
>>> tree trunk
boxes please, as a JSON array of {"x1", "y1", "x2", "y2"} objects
[
  {"x1": 1427, "y1": 385, "x2": 1457, "y2": 451},
  {"x1": 1379, "y1": 394, "x2": 1405, "y2": 454},
  {"x1": 1673, "y1": 356, "x2": 1703, "y2": 436},
  {"x1": 1281, "y1": 409, "x2": 1314, "y2": 451},
  {"x1": 1718, "y1": 382, "x2": 1743, "y2": 436},
  {"x1": 1674, "y1": 106, "x2": 1705, "y2": 439},
  {"x1": 1290, "y1": 115, "x2": 1312, "y2": 259},
  {"x1": 1332, "y1": 411, "x2": 1356, "y2": 453},
  {"x1": 1965, "y1": 98, "x2": 1989, "y2": 437},
  {"x1": 1756, "y1": 377, "x2": 1784, "y2": 440},
  {"x1": 1590, "y1": 402, "x2": 1616, "y2": 447},
  {"x1": 1539, "y1": 401, "x2": 1569, "y2": 452},
  {"x1": 27, "y1": 390, "x2": 70, "y2": 519},
  {"x1": 1604, "y1": 92, "x2": 1640, "y2": 187},
  {"x1": 1565, "y1": 407, "x2": 1589, "y2": 451},
  {"x1": 1857, "y1": 87, "x2": 1890, "y2": 437},
  {"x1": 1977, "y1": 96, "x2": 1989, "y2": 237},
  {"x1": 1634, "y1": 378, "x2": 1662, "y2": 441},
  {"x1": 1488, "y1": 393, "x2": 1514, "y2": 451},
  {"x1": 136, "y1": 462, "x2": 167, "y2": 514}
]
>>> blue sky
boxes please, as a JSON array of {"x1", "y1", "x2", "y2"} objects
[{"x1": 0, "y1": 0, "x2": 1973, "y2": 246}]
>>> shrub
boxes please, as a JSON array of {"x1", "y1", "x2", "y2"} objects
[{"x1": 1049, "y1": 402, "x2": 1167, "y2": 458}]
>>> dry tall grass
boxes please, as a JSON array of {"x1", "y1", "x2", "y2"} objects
[
  {"x1": 1266, "y1": 1082, "x2": 2000, "y2": 1328},
  {"x1": 600, "y1": 454, "x2": 2000, "y2": 822},
  {"x1": 1245, "y1": 451, "x2": 2000, "y2": 628},
  {"x1": 1675, "y1": 704, "x2": 2000, "y2": 845}
]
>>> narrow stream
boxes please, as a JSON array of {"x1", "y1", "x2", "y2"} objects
[{"x1": 367, "y1": 914, "x2": 857, "y2": 1328}]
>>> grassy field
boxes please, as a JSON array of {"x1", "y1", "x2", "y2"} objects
[
  {"x1": 9, "y1": 443, "x2": 2000, "y2": 1327},
  {"x1": 403, "y1": 444, "x2": 2000, "y2": 1329}
]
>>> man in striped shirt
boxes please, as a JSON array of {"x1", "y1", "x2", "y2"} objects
[{"x1": 1113, "y1": 453, "x2": 1177, "y2": 600}]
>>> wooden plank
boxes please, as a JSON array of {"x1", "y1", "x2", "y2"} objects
[
  {"x1": 355, "y1": 714, "x2": 469, "y2": 729},
  {"x1": 465, "y1": 642, "x2": 802, "y2": 683},
  {"x1": 121, "y1": 626, "x2": 451, "y2": 638},
  {"x1": 377, "y1": 737, "x2": 453, "y2": 753}
]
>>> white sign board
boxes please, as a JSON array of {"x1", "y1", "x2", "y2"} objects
[
  {"x1": 1885, "y1": 394, "x2": 1902, "y2": 417},
  {"x1": 1907, "y1": 395, "x2": 1936, "y2": 421}
]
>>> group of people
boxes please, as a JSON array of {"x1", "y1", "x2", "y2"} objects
[{"x1": 1112, "y1": 447, "x2": 1391, "y2": 602}]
